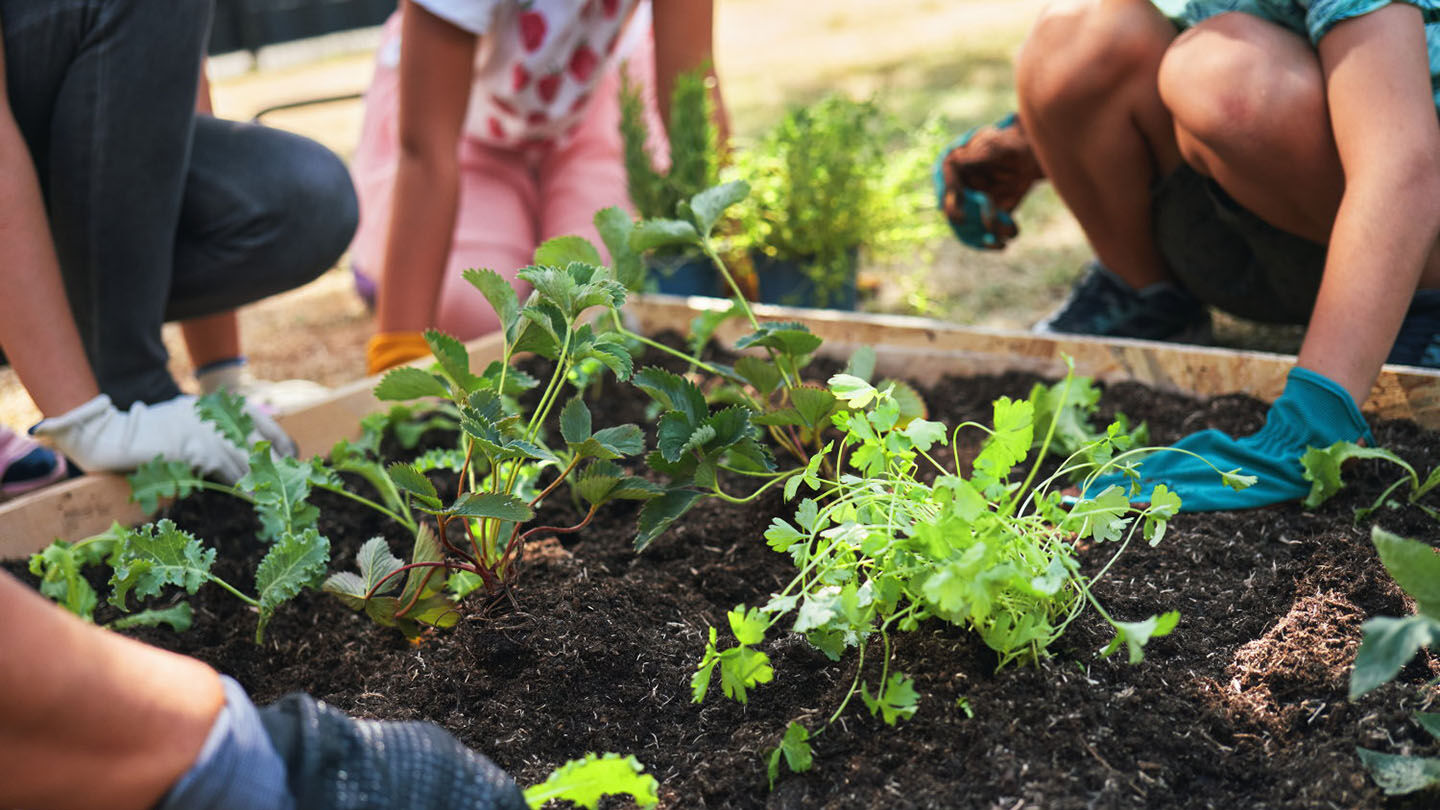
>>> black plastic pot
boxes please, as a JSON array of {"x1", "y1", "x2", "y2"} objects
[
  {"x1": 647, "y1": 254, "x2": 720, "y2": 298},
  {"x1": 752, "y1": 249, "x2": 858, "y2": 310}
]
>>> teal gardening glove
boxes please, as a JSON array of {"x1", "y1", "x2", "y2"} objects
[{"x1": 1086, "y1": 367, "x2": 1373, "y2": 512}]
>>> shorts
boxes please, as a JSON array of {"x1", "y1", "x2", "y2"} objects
[{"x1": 1152, "y1": 164, "x2": 1325, "y2": 325}]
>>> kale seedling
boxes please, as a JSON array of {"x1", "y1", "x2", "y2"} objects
[{"x1": 1302, "y1": 441, "x2": 1440, "y2": 522}]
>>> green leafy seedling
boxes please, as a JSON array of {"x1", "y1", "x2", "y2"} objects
[{"x1": 524, "y1": 752, "x2": 659, "y2": 809}]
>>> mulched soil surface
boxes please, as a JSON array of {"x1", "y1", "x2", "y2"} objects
[{"x1": 13, "y1": 341, "x2": 1440, "y2": 809}]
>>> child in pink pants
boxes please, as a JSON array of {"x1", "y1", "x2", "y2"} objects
[{"x1": 355, "y1": 0, "x2": 725, "y2": 373}]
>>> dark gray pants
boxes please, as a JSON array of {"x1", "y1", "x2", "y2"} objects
[{"x1": 1, "y1": 0, "x2": 358, "y2": 407}]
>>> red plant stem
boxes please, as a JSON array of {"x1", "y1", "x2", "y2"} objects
[
  {"x1": 363, "y1": 560, "x2": 457, "y2": 601},
  {"x1": 498, "y1": 505, "x2": 598, "y2": 572},
  {"x1": 528, "y1": 455, "x2": 582, "y2": 508}
]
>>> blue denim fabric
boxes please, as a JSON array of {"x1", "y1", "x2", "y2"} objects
[{"x1": 0, "y1": 0, "x2": 358, "y2": 407}]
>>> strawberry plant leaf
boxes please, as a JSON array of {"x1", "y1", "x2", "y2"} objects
[
  {"x1": 631, "y1": 218, "x2": 700, "y2": 252},
  {"x1": 423, "y1": 330, "x2": 483, "y2": 393},
  {"x1": 1418, "y1": 713, "x2": 1440, "y2": 741},
  {"x1": 632, "y1": 367, "x2": 708, "y2": 426},
  {"x1": 445, "y1": 492, "x2": 534, "y2": 522},
  {"x1": 688, "y1": 179, "x2": 748, "y2": 238},
  {"x1": 634, "y1": 489, "x2": 705, "y2": 550},
  {"x1": 196, "y1": 389, "x2": 253, "y2": 448},
  {"x1": 883, "y1": 379, "x2": 928, "y2": 425},
  {"x1": 560, "y1": 397, "x2": 592, "y2": 443},
  {"x1": 734, "y1": 355, "x2": 782, "y2": 396},
  {"x1": 582, "y1": 334, "x2": 635, "y2": 381},
  {"x1": 845, "y1": 345, "x2": 876, "y2": 381},
  {"x1": 1354, "y1": 747, "x2": 1440, "y2": 796},
  {"x1": 767, "y1": 722, "x2": 813, "y2": 788},
  {"x1": 533, "y1": 234, "x2": 603, "y2": 268},
  {"x1": 108, "y1": 603, "x2": 193, "y2": 632},
  {"x1": 790, "y1": 386, "x2": 839, "y2": 430},
  {"x1": 736, "y1": 322, "x2": 822, "y2": 356},
  {"x1": 463, "y1": 268, "x2": 522, "y2": 342},
  {"x1": 523, "y1": 752, "x2": 660, "y2": 809},
  {"x1": 255, "y1": 528, "x2": 330, "y2": 642},
  {"x1": 1371, "y1": 527, "x2": 1440, "y2": 616},
  {"x1": 323, "y1": 537, "x2": 404, "y2": 609},
  {"x1": 1101, "y1": 610, "x2": 1180, "y2": 664},
  {"x1": 387, "y1": 462, "x2": 440, "y2": 508},
  {"x1": 109, "y1": 520, "x2": 216, "y2": 611},
  {"x1": 594, "y1": 206, "x2": 645, "y2": 291},
  {"x1": 591, "y1": 424, "x2": 645, "y2": 457},
  {"x1": 375, "y1": 367, "x2": 451, "y2": 401},
  {"x1": 128, "y1": 457, "x2": 205, "y2": 513},
  {"x1": 1349, "y1": 615, "x2": 1440, "y2": 699}
]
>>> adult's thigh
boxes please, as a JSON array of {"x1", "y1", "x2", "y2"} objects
[{"x1": 167, "y1": 116, "x2": 358, "y2": 320}]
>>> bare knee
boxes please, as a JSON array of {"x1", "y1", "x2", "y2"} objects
[
  {"x1": 1017, "y1": 0, "x2": 1175, "y2": 118},
  {"x1": 1159, "y1": 14, "x2": 1325, "y2": 167}
]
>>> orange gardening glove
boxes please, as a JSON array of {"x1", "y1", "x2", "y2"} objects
[{"x1": 366, "y1": 331, "x2": 431, "y2": 375}]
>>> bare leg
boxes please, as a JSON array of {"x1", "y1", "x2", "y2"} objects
[
  {"x1": 0, "y1": 570, "x2": 222, "y2": 810},
  {"x1": 1159, "y1": 12, "x2": 1440, "y2": 289},
  {"x1": 180, "y1": 310, "x2": 242, "y2": 370},
  {"x1": 1015, "y1": 0, "x2": 1182, "y2": 289}
]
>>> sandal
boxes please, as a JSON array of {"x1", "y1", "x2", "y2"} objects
[
  {"x1": 933, "y1": 113, "x2": 1045, "y2": 251},
  {"x1": 0, "y1": 426, "x2": 69, "y2": 501}
]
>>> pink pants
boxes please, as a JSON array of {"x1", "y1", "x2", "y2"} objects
[{"x1": 349, "y1": 13, "x2": 665, "y2": 340}]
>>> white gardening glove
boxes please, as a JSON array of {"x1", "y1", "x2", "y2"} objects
[
  {"x1": 195, "y1": 357, "x2": 330, "y2": 415},
  {"x1": 31, "y1": 394, "x2": 296, "y2": 484}
]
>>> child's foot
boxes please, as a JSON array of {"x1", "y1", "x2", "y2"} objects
[
  {"x1": 934, "y1": 113, "x2": 1046, "y2": 250},
  {"x1": 1386, "y1": 289, "x2": 1440, "y2": 367},
  {"x1": 1033, "y1": 262, "x2": 1213, "y2": 343},
  {"x1": 1, "y1": 427, "x2": 69, "y2": 501}
]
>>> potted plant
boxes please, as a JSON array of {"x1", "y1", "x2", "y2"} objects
[
  {"x1": 620, "y1": 67, "x2": 722, "y2": 295},
  {"x1": 732, "y1": 95, "x2": 939, "y2": 309}
]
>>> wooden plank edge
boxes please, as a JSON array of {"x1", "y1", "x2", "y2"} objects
[
  {"x1": 0, "y1": 332, "x2": 507, "y2": 560},
  {"x1": 625, "y1": 294, "x2": 1440, "y2": 426}
]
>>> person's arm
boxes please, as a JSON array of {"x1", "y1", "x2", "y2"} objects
[
  {"x1": 0, "y1": 570, "x2": 224, "y2": 810},
  {"x1": 0, "y1": 24, "x2": 103, "y2": 417},
  {"x1": 1296, "y1": 4, "x2": 1440, "y2": 403},
  {"x1": 373, "y1": 0, "x2": 478, "y2": 336},
  {"x1": 651, "y1": 0, "x2": 729, "y2": 147}
]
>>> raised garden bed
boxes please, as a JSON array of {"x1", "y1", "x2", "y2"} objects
[{"x1": 4, "y1": 297, "x2": 1439, "y2": 807}]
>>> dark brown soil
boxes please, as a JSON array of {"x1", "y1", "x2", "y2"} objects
[{"x1": 15, "y1": 353, "x2": 1440, "y2": 808}]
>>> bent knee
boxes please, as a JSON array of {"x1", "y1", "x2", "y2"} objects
[
  {"x1": 1018, "y1": 0, "x2": 1175, "y2": 114},
  {"x1": 1159, "y1": 15, "x2": 1324, "y2": 153}
]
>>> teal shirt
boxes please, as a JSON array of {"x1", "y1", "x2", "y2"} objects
[{"x1": 1151, "y1": 0, "x2": 1440, "y2": 109}]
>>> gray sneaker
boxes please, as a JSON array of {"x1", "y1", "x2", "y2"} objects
[{"x1": 1033, "y1": 262, "x2": 1212, "y2": 343}]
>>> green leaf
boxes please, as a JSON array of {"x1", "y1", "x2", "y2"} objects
[
  {"x1": 128, "y1": 457, "x2": 206, "y2": 514},
  {"x1": 195, "y1": 389, "x2": 253, "y2": 448},
  {"x1": 1101, "y1": 610, "x2": 1180, "y2": 664},
  {"x1": 1349, "y1": 614, "x2": 1440, "y2": 699},
  {"x1": 387, "y1": 462, "x2": 440, "y2": 508},
  {"x1": 692, "y1": 626, "x2": 721, "y2": 703},
  {"x1": 634, "y1": 489, "x2": 704, "y2": 550},
  {"x1": 1355, "y1": 747, "x2": 1440, "y2": 796},
  {"x1": 845, "y1": 345, "x2": 876, "y2": 381},
  {"x1": 523, "y1": 752, "x2": 659, "y2": 809},
  {"x1": 595, "y1": 207, "x2": 645, "y2": 291},
  {"x1": 1064, "y1": 486, "x2": 1132, "y2": 544},
  {"x1": 239, "y1": 449, "x2": 327, "y2": 541},
  {"x1": 582, "y1": 335, "x2": 635, "y2": 381},
  {"x1": 829, "y1": 373, "x2": 878, "y2": 408},
  {"x1": 790, "y1": 386, "x2": 839, "y2": 430},
  {"x1": 973, "y1": 397, "x2": 1034, "y2": 482},
  {"x1": 108, "y1": 603, "x2": 193, "y2": 632},
  {"x1": 767, "y1": 722, "x2": 813, "y2": 788},
  {"x1": 728, "y1": 605, "x2": 768, "y2": 645},
  {"x1": 590, "y1": 424, "x2": 645, "y2": 457},
  {"x1": 1301, "y1": 442, "x2": 1413, "y2": 508},
  {"x1": 29, "y1": 538, "x2": 108, "y2": 619},
  {"x1": 861, "y1": 673, "x2": 920, "y2": 725},
  {"x1": 109, "y1": 520, "x2": 216, "y2": 611},
  {"x1": 463, "y1": 268, "x2": 522, "y2": 341},
  {"x1": 764, "y1": 518, "x2": 804, "y2": 552},
  {"x1": 374, "y1": 367, "x2": 450, "y2": 401},
  {"x1": 688, "y1": 179, "x2": 749, "y2": 237},
  {"x1": 446, "y1": 492, "x2": 534, "y2": 522},
  {"x1": 1143, "y1": 484, "x2": 1182, "y2": 546},
  {"x1": 884, "y1": 379, "x2": 929, "y2": 425},
  {"x1": 632, "y1": 367, "x2": 708, "y2": 426},
  {"x1": 560, "y1": 397, "x2": 593, "y2": 443},
  {"x1": 255, "y1": 529, "x2": 330, "y2": 641},
  {"x1": 534, "y1": 234, "x2": 603, "y2": 268},
  {"x1": 424, "y1": 330, "x2": 482, "y2": 393},
  {"x1": 1419, "y1": 713, "x2": 1440, "y2": 741},
  {"x1": 1371, "y1": 527, "x2": 1440, "y2": 616},
  {"x1": 735, "y1": 322, "x2": 823, "y2": 357},
  {"x1": 630, "y1": 218, "x2": 700, "y2": 252},
  {"x1": 322, "y1": 537, "x2": 404, "y2": 609},
  {"x1": 734, "y1": 356, "x2": 783, "y2": 396},
  {"x1": 901, "y1": 419, "x2": 947, "y2": 452}
]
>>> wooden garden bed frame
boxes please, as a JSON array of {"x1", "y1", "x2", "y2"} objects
[{"x1": 5, "y1": 294, "x2": 1439, "y2": 559}]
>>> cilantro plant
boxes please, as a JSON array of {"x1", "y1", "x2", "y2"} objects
[
  {"x1": 691, "y1": 372, "x2": 1186, "y2": 784},
  {"x1": 325, "y1": 238, "x2": 658, "y2": 632},
  {"x1": 1302, "y1": 441, "x2": 1440, "y2": 522},
  {"x1": 1028, "y1": 374, "x2": 1147, "y2": 478},
  {"x1": 1348, "y1": 527, "x2": 1440, "y2": 796},
  {"x1": 524, "y1": 752, "x2": 660, "y2": 809}
]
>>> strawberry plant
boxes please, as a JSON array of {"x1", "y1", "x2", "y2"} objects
[
  {"x1": 690, "y1": 371, "x2": 1187, "y2": 784},
  {"x1": 1348, "y1": 527, "x2": 1440, "y2": 796}
]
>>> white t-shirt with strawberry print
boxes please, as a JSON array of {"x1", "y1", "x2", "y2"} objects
[{"x1": 411, "y1": 0, "x2": 641, "y2": 148}]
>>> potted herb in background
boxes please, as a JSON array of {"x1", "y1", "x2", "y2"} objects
[
  {"x1": 620, "y1": 67, "x2": 722, "y2": 296},
  {"x1": 733, "y1": 95, "x2": 941, "y2": 309}
]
